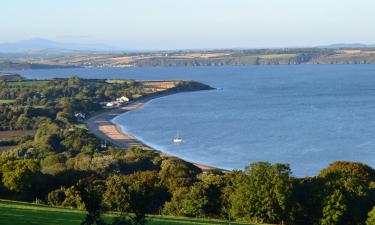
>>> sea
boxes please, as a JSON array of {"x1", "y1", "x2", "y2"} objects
[{"x1": 12, "y1": 65, "x2": 375, "y2": 177}]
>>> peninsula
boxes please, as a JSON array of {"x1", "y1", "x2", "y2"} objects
[{"x1": 85, "y1": 80, "x2": 217, "y2": 171}]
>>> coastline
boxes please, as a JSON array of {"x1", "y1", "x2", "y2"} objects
[{"x1": 85, "y1": 87, "x2": 218, "y2": 171}]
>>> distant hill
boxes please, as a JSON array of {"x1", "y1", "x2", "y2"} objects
[
  {"x1": 320, "y1": 43, "x2": 375, "y2": 49},
  {"x1": 0, "y1": 38, "x2": 121, "y2": 53},
  {"x1": 0, "y1": 60, "x2": 79, "y2": 70},
  {"x1": 0, "y1": 72, "x2": 23, "y2": 80}
]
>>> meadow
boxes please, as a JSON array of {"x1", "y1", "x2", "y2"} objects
[
  {"x1": 0, "y1": 200, "x2": 260, "y2": 225},
  {"x1": 0, "y1": 99, "x2": 16, "y2": 104}
]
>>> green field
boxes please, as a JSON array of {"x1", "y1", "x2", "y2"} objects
[
  {"x1": 0, "y1": 200, "x2": 261, "y2": 225},
  {"x1": 7, "y1": 80, "x2": 49, "y2": 87},
  {"x1": 0, "y1": 99, "x2": 16, "y2": 104}
]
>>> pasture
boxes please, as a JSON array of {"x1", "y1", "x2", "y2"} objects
[{"x1": 0, "y1": 200, "x2": 261, "y2": 225}]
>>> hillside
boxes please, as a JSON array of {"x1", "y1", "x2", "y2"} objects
[
  {"x1": 0, "y1": 200, "x2": 259, "y2": 225},
  {"x1": 3, "y1": 48, "x2": 375, "y2": 70},
  {"x1": 0, "y1": 73, "x2": 23, "y2": 81}
]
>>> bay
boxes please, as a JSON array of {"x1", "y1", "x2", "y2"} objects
[{"x1": 13, "y1": 65, "x2": 375, "y2": 176}]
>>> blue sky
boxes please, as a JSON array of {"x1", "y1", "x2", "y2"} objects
[{"x1": 1, "y1": 0, "x2": 375, "y2": 49}]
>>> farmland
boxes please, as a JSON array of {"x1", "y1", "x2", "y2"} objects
[
  {"x1": 0, "y1": 130, "x2": 34, "y2": 139},
  {"x1": 0, "y1": 99, "x2": 16, "y2": 104}
]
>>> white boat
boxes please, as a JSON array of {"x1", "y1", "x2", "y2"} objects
[{"x1": 173, "y1": 134, "x2": 182, "y2": 143}]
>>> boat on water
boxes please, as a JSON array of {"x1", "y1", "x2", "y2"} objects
[{"x1": 173, "y1": 134, "x2": 182, "y2": 143}]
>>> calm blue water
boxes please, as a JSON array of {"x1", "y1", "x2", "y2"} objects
[{"x1": 12, "y1": 65, "x2": 375, "y2": 176}]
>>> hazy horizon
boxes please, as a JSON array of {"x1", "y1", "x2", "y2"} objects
[
  {"x1": 2, "y1": 37, "x2": 375, "y2": 52},
  {"x1": 2, "y1": 0, "x2": 375, "y2": 50}
]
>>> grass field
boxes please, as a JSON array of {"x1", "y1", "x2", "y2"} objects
[
  {"x1": 0, "y1": 200, "x2": 261, "y2": 225},
  {"x1": 0, "y1": 99, "x2": 16, "y2": 104},
  {"x1": 7, "y1": 80, "x2": 49, "y2": 87}
]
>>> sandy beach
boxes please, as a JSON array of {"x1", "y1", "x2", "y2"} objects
[{"x1": 85, "y1": 89, "x2": 217, "y2": 171}]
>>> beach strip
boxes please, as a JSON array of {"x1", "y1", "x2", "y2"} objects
[{"x1": 85, "y1": 90, "x2": 217, "y2": 171}]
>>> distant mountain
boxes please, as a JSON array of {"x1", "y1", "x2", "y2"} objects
[
  {"x1": 319, "y1": 43, "x2": 375, "y2": 49},
  {"x1": 0, "y1": 38, "x2": 121, "y2": 53}
]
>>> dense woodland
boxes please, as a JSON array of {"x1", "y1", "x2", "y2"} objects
[{"x1": 0, "y1": 77, "x2": 374, "y2": 225}]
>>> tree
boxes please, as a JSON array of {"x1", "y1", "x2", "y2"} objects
[
  {"x1": 103, "y1": 175, "x2": 130, "y2": 213},
  {"x1": 319, "y1": 161, "x2": 375, "y2": 197},
  {"x1": 56, "y1": 111, "x2": 70, "y2": 125},
  {"x1": 62, "y1": 186, "x2": 85, "y2": 209},
  {"x1": 367, "y1": 206, "x2": 375, "y2": 225},
  {"x1": 41, "y1": 154, "x2": 67, "y2": 175},
  {"x1": 162, "y1": 182, "x2": 208, "y2": 217},
  {"x1": 287, "y1": 177, "x2": 324, "y2": 225},
  {"x1": 16, "y1": 114, "x2": 31, "y2": 130},
  {"x1": 321, "y1": 189, "x2": 347, "y2": 225},
  {"x1": 1, "y1": 160, "x2": 43, "y2": 194},
  {"x1": 104, "y1": 171, "x2": 167, "y2": 225},
  {"x1": 159, "y1": 157, "x2": 201, "y2": 192},
  {"x1": 198, "y1": 171, "x2": 234, "y2": 218},
  {"x1": 68, "y1": 76, "x2": 82, "y2": 87},
  {"x1": 319, "y1": 161, "x2": 375, "y2": 225},
  {"x1": 34, "y1": 121, "x2": 61, "y2": 152},
  {"x1": 77, "y1": 180, "x2": 106, "y2": 225},
  {"x1": 230, "y1": 162, "x2": 293, "y2": 224},
  {"x1": 48, "y1": 187, "x2": 66, "y2": 206}
]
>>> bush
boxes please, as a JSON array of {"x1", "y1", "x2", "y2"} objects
[
  {"x1": 48, "y1": 187, "x2": 66, "y2": 206},
  {"x1": 367, "y1": 206, "x2": 375, "y2": 225}
]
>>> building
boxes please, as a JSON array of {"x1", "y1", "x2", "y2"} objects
[{"x1": 116, "y1": 96, "x2": 130, "y2": 103}]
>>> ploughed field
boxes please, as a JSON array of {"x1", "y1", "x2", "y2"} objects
[
  {"x1": 0, "y1": 130, "x2": 35, "y2": 139},
  {"x1": 0, "y1": 200, "x2": 261, "y2": 225},
  {"x1": 0, "y1": 130, "x2": 35, "y2": 153}
]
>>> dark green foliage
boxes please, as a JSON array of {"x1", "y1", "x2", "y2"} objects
[
  {"x1": 77, "y1": 180, "x2": 106, "y2": 225},
  {"x1": 118, "y1": 147, "x2": 162, "y2": 174},
  {"x1": 159, "y1": 157, "x2": 202, "y2": 192},
  {"x1": 48, "y1": 187, "x2": 66, "y2": 206},
  {"x1": 287, "y1": 177, "x2": 324, "y2": 225},
  {"x1": 103, "y1": 171, "x2": 168, "y2": 223},
  {"x1": 162, "y1": 183, "x2": 208, "y2": 217},
  {"x1": 230, "y1": 162, "x2": 293, "y2": 224},
  {"x1": 0, "y1": 77, "x2": 148, "y2": 130},
  {"x1": 367, "y1": 206, "x2": 375, "y2": 225},
  {"x1": 321, "y1": 189, "x2": 347, "y2": 225},
  {"x1": 1, "y1": 159, "x2": 47, "y2": 196},
  {"x1": 61, "y1": 186, "x2": 85, "y2": 209},
  {"x1": 319, "y1": 161, "x2": 375, "y2": 225}
]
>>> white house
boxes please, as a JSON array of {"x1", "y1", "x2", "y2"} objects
[{"x1": 116, "y1": 96, "x2": 130, "y2": 103}]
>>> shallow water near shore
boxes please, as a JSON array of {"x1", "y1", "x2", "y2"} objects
[{"x1": 14, "y1": 65, "x2": 375, "y2": 176}]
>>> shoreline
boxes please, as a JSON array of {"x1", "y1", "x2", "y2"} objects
[{"x1": 85, "y1": 88, "x2": 218, "y2": 171}]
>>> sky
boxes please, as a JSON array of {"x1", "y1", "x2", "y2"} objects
[{"x1": 1, "y1": 0, "x2": 375, "y2": 50}]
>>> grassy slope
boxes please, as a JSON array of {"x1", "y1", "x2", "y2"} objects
[
  {"x1": 0, "y1": 99, "x2": 16, "y2": 104},
  {"x1": 0, "y1": 200, "x2": 262, "y2": 225}
]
